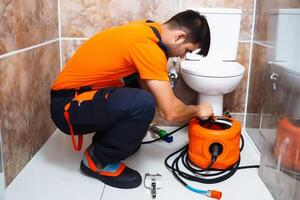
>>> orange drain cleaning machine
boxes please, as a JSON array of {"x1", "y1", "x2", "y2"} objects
[
  {"x1": 273, "y1": 117, "x2": 300, "y2": 172},
  {"x1": 188, "y1": 116, "x2": 242, "y2": 169},
  {"x1": 158, "y1": 115, "x2": 259, "y2": 199},
  {"x1": 164, "y1": 116, "x2": 245, "y2": 199}
]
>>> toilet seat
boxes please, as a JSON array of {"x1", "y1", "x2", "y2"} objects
[{"x1": 181, "y1": 60, "x2": 245, "y2": 78}]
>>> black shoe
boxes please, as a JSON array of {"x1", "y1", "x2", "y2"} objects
[{"x1": 80, "y1": 145, "x2": 142, "y2": 189}]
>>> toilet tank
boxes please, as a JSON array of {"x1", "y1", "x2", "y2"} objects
[
  {"x1": 272, "y1": 9, "x2": 300, "y2": 66},
  {"x1": 192, "y1": 8, "x2": 242, "y2": 61}
]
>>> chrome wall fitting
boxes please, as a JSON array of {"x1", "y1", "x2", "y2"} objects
[{"x1": 144, "y1": 173, "x2": 162, "y2": 198}]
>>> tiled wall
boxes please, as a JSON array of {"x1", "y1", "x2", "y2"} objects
[
  {"x1": 0, "y1": 0, "x2": 60, "y2": 185},
  {"x1": 60, "y1": 0, "x2": 255, "y2": 125},
  {"x1": 246, "y1": 0, "x2": 300, "y2": 199},
  {"x1": 0, "y1": 0, "x2": 58, "y2": 54},
  {"x1": 60, "y1": 0, "x2": 180, "y2": 38}
]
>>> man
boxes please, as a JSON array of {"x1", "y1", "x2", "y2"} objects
[{"x1": 50, "y1": 10, "x2": 212, "y2": 189}]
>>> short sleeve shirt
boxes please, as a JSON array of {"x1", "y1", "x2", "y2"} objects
[{"x1": 51, "y1": 21, "x2": 169, "y2": 90}]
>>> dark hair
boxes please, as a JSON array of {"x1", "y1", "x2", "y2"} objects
[{"x1": 164, "y1": 10, "x2": 211, "y2": 56}]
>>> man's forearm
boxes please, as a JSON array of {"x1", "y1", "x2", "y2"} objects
[{"x1": 159, "y1": 98, "x2": 199, "y2": 122}]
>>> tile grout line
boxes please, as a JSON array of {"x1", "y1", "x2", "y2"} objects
[
  {"x1": 99, "y1": 184, "x2": 106, "y2": 200},
  {"x1": 253, "y1": 41, "x2": 274, "y2": 48},
  {"x1": 0, "y1": 128, "x2": 5, "y2": 187},
  {"x1": 57, "y1": 0, "x2": 63, "y2": 70},
  {"x1": 61, "y1": 37, "x2": 88, "y2": 40},
  {"x1": 243, "y1": 0, "x2": 257, "y2": 128},
  {"x1": 0, "y1": 38, "x2": 59, "y2": 60},
  {"x1": 259, "y1": 109, "x2": 263, "y2": 129}
]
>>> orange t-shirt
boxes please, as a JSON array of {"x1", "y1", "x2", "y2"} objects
[{"x1": 52, "y1": 21, "x2": 169, "y2": 90}]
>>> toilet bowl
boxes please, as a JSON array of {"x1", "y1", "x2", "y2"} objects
[
  {"x1": 181, "y1": 60, "x2": 245, "y2": 115},
  {"x1": 180, "y1": 8, "x2": 244, "y2": 115}
]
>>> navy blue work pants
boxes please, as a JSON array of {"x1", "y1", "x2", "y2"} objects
[{"x1": 50, "y1": 87, "x2": 156, "y2": 165}]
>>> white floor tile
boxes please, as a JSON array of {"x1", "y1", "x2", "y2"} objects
[
  {"x1": 0, "y1": 173, "x2": 4, "y2": 200},
  {"x1": 6, "y1": 127, "x2": 274, "y2": 200},
  {"x1": 6, "y1": 130, "x2": 104, "y2": 200}
]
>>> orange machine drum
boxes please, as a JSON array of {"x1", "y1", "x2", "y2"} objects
[
  {"x1": 188, "y1": 116, "x2": 241, "y2": 169},
  {"x1": 273, "y1": 118, "x2": 300, "y2": 171}
]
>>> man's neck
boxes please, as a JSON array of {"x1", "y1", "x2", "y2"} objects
[{"x1": 161, "y1": 23, "x2": 171, "y2": 46}]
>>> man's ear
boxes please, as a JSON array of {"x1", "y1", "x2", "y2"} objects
[{"x1": 174, "y1": 30, "x2": 187, "y2": 44}]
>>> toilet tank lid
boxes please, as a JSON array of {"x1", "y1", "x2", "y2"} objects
[
  {"x1": 180, "y1": 60, "x2": 245, "y2": 77},
  {"x1": 193, "y1": 7, "x2": 242, "y2": 14},
  {"x1": 274, "y1": 8, "x2": 300, "y2": 14}
]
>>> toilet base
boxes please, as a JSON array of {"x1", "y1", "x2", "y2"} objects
[{"x1": 198, "y1": 94, "x2": 223, "y2": 116}]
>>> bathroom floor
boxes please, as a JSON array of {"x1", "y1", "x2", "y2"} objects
[{"x1": 6, "y1": 127, "x2": 274, "y2": 200}]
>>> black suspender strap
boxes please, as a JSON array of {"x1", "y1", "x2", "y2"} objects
[
  {"x1": 119, "y1": 20, "x2": 169, "y2": 88},
  {"x1": 146, "y1": 20, "x2": 168, "y2": 58},
  {"x1": 122, "y1": 72, "x2": 140, "y2": 88},
  {"x1": 146, "y1": 19, "x2": 154, "y2": 23}
]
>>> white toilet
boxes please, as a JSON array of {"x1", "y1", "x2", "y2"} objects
[
  {"x1": 269, "y1": 9, "x2": 300, "y2": 117},
  {"x1": 180, "y1": 8, "x2": 245, "y2": 115}
]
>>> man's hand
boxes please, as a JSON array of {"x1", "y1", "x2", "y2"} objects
[{"x1": 196, "y1": 103, "x2": 213, "y2": 120}]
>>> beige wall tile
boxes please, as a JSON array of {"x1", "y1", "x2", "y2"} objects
[
  {"x1": 224, "y1": 42, "x2": 250, "y2": 113},
  {"x1": 0, "y1": 0, "x2": 58, "y2": 54},
  {"x1": 240, "y1": 12, "x2": 253, "y2": 41},
  {"x1": 0, "y1": 42, "x2": 60, "y2": 185},
  {"x1": 61, "y1": 39, "x2": 86, "y2": 66},
  {"x1": 246, "y1": 44, "x2": 267, "y2": 113},
  {"x1": 61, "y1": 0, "x2": 179, "y2": 37},
  {"x1": 245, "y1": 44, "x2": 282, "y2": 129},
  {"x1": 182, "y1": 0, "x2": 253, "y2": 10},
  {"x1": 246, "y1": 44, "x2": 285, "y2": 118},
  {"x1": 254, "y1": 0, "x2": 275, "y2": 42},
  {"x1": 261, "y1": 0, "x2": 300, "y2": 11}
]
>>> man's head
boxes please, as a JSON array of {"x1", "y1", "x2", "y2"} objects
[{"x1": 161, "y1": 10, "x2": 210, "y2": 58}]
